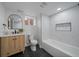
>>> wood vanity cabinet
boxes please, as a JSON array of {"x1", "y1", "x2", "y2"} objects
[{"x1": 0, "y1": 35, "x2": 25, "y2": 57}]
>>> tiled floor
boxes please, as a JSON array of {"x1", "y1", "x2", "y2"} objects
[{"x1": 10, "y1": 45, "x2": 53, "y2": 57}]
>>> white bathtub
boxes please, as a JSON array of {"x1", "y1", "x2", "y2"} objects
[{"x1": 42, "y1": 39, "x2": 79, "y2": 57}]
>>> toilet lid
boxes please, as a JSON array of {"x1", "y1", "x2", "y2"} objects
[{"x1": 31, "y1": 40, "x2": 37, "y2": 44}]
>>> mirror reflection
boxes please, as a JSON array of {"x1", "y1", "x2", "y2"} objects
[{"x1": 8, "y1": 14, "x2": 23, "y2": 29}]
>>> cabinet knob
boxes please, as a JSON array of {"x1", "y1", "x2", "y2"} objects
[
  {"x1": 13, "y1": 38, "x2": 16, "y2": 40},
  {"x1": 0, "y1": 37, "x2": 1, "y2": 39},
  {"x1": 7, "y1": 52, "x2": 9, "y2": 54},
  {"x1": 13, "y1": 39, "x2": 15, "y2": 40}
]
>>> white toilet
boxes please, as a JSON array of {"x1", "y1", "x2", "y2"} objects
[{"x1": 29, "y1": 35, "x2": 38, "y2": 51}]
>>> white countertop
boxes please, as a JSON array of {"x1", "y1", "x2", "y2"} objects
[{"x1": 0, "y1": 33, "x2": 25, "y2": 37}]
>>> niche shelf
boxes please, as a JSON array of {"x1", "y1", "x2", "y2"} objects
[{"x1": 55, "y1": 22, "x2": 71, "y2": 32}]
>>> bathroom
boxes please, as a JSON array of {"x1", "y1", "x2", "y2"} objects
[{"x1": 0, "y1": 1, "x2": 79, "y2": 57}]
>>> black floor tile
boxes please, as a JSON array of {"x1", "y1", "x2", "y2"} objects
[{"x1": 10, "y1": 45, "x2": 53, "y2": 57}]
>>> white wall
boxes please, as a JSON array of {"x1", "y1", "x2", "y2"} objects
[
  {"x1": 50, "y1": 6, "x2": 79, "y2": 48},
  {"x1": 36, "y1": 14, "x2": 42, "y2": 47},
  {"x1": 42, "y1": 15, "x2": 50, "y2": 41},
  {"x1": 0, "y1": 3, "x2": 6, "y2": 33}
]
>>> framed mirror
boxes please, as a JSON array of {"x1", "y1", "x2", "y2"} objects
[{"x1": 8, "y1": 14, "x2": 23, "y2": 29}]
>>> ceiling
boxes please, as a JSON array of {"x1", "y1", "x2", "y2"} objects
[{"x1": 2, "y1": 2, "x2": 78, "y2": 16}]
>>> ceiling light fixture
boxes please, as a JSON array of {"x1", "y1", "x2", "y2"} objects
[{"x1": 57, "y1": 8, "x2": 61, "y2": 11}]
